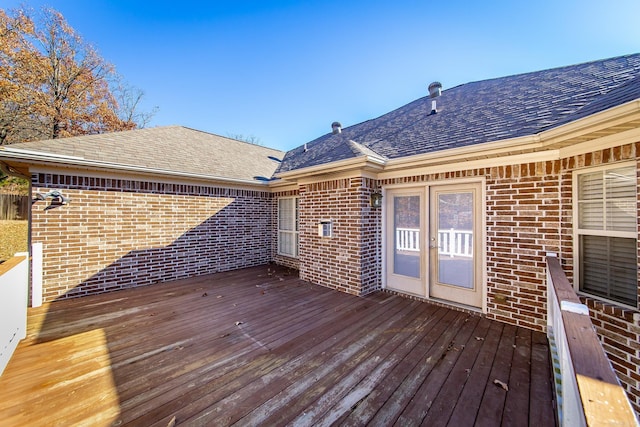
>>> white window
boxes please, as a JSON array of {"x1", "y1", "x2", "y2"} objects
[
  {"x1": 575, "y1": 164, "x2": 638, "y2": 306},
  {"x1": 278, "y1": 197, "x2": 299, "y2": 258}
]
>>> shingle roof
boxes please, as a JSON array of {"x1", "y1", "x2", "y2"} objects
[
  {"x1": 278, "y1": 53, "x2": 640, "y2": 173},
  {"x1": 6, "y1": 126, "x2": 285, "y2": 183}
]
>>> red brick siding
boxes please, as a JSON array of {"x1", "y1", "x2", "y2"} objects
[
  {"x1": 360, "y1": 178, "x2": 383, "y2": 295},
  {"x1": 297, "y1": 177, "x2": 380, "y2": 295},
  {"x1": 582, "y1": 297, "x2": 640, "y2": 415},
  {"x1": 559, "y1": 142, "x2": 640, "y2": 415},
  {"x1": 485, "y1": 163, "x2": 561, "y2": 331},
  {"x1": 31, "y1": 173, "x2": 272, "y2": 302},
  {"x1": 382, "y1": 165, "x2": 560, "y2": 332}
]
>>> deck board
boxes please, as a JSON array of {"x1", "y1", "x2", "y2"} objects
[{"x1": 0, "y1": 265, "x2": 556, "y2": 426}]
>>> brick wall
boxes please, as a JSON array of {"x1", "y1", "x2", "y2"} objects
[
  {"x1": 485, "y1": 163, "x2": 561, "y2": 331},
  {"x1": 558, "y1": 142, "x2": 640, "y2": 415},
  {"x1": 583, "y1": 297, "x2": 640, "y2": 414},
  {"x1": 382, "y1": 165, "x2": 560, "y2": 332},
  {"x1": 31, "y1": 173, "x2": 273, "y2": 302},
  {"x1": 297, "y1": 176, "x2": 381, "y2": 295},
  {"x1": 360, "y1": 178, "x2": 383, "y2": 295}
]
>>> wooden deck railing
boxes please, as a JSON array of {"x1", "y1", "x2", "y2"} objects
[
  {"x1": 546, "y1": 254, "x2": 639, "y2": 426},
  {"x1": 0, "y1": 252, "x2": 29, "y2": 376}
]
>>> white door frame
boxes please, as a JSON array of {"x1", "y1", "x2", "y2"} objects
[{"x1": 381, "y1": 177, "x2": 487, "y2": 313}]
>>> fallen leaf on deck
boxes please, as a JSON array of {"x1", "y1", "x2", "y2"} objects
[
  {"x1": 475, "y1": 337, "x2": 485, "y2": 341},
  {"x1": 235, "y1": 321, "x2": 243, "y2": 326},
  {"x1": 493, "y1": 379, "x2": 509, "y2": 391},
  {"x1": 167, "y1": 416, "x2": 176, "y2": 427},
  {"x1": 217, "y1": 295, "x2": 223, "y2": 298},
  {"x1": 202, "y1": 292, "x2": 208, "y2": 297}
]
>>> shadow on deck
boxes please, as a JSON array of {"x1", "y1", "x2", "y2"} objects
[{"x1": 0, "y1": 265, "x2": 556, "y2": 426}]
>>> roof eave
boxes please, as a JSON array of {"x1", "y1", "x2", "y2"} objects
[
  {"x1": 538, "y1": 98, "x2": 640, "y2": 146},
  {"x1": 275, "y1": 155, "x2": 386, "y2": 181},
  {"x1": 0, "y1": 147, "x2": 271, "y2": 188},
  {"x1": 383, "y1": 134, "x2": 543, "y2": 172},
  {"x1": 384, "y1": 97, "x2": 640, "y2": 173}
]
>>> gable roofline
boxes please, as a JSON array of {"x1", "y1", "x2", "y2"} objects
[{"x1": 275, "y1": 153, "x2": 386, "y2": 180}]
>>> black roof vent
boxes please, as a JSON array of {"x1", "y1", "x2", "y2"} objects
[{"x1": 331, "y1": 121, "x2": 342, "y2": 134}]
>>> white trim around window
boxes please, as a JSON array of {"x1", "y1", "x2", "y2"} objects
[
  {"x1": 278, "y1": 197, "x2": 299, "y2": 258},
  {"x1": 573, "y1": 162, "x2": 638, "y2": 307}
]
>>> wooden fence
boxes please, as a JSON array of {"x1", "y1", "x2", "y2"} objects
[{"x1": 0, "y1": 194, "x2": 29, "y2": 220}]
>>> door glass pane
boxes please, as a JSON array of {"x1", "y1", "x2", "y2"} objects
[
  {"x1": 437, "y1": 192, "x2": 474, "y2": 289},
  {"x1": 394, "y1": 195, "x2": 420, "y2": 278}
]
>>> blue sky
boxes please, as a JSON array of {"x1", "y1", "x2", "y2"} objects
[{"x1": 3, "y1": 1, "x2": 640, "y2": 151}]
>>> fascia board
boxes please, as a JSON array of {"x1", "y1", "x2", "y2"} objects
[
  {"x1": 384, "y1": 99, "x2": 640, "y2": 174},
  {"x1": 0, "y1": 148, "x2": 270, "y2": 188},
  {"x1": 538, "y1": 99, "x2": 640, "y2": 145},
  {"x1": 383, "y1": 135, "x2": 542, "y2": 172},
  {"x1": 378, "y1": 150, "x2": 559, "y2": 180},
  {"x1": 274, "y1": 155, "x2": 386, "y2": 181}
]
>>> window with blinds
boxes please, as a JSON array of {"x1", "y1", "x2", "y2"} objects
[
  {"x1": 576, "y1": 165, "x2": 638, "y2": 306},
  {"x1": 278, "y1": 197, "x2": 299, "y2": 258}
]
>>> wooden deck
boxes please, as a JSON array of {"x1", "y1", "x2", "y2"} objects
[{"x1": 0, "y1": 265, "x2": 556, "y2": 426}]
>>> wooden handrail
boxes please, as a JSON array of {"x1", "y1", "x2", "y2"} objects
[
  {"x1": 0, "y1": 255, "x2": 27, "y2": 277},
  {"x1": 546, "y1": 255, "x2": 638, "y2": 426}
]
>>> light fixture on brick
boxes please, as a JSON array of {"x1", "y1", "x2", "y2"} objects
[
  {"x1": 370, "y1": 187, "x2": 383, "y2": 208},
  {"x1": 33, "y1": 189, "x2": 70, "y2": 210}
]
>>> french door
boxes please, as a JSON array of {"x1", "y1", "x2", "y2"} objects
[
  {"x1": 385, "y1": 182, "x2": 483, "y2": 309},
  {"x1": 385, "y1": 189, "x2": 425, "y2": 296}
]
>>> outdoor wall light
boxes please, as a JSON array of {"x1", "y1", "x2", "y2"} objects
[{"x1": 370, "y1": 190, "x2": 383, "y2": 209}]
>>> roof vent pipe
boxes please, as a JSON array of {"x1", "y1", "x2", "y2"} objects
[
  {"x1": 428, "y1": 81, "x2": 442, "y2": 115},
  {"x1": 430, "y1": 100, "x2": 437, "y2": 115},
  {"x1": 331, "y1": 121, "x2": 342, "y2": 134}
]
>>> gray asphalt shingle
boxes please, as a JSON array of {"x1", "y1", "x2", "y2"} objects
[
  {"x1": 7, "y1": 126, "x2": 284, "y2": 183},
  {"x1": 278, "y1": 53, "x2": 640, "y2": 173}
]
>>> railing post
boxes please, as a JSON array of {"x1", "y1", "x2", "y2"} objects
[
  {"x1": 32, "y1": 242, "x2": 43, "y2": 308},
  {"x1": 448, "y1": 228, "x2": 454, "y2": 257},
  {"x1": 0, "y1": 253, "x2": 29, "y2": 376}
]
